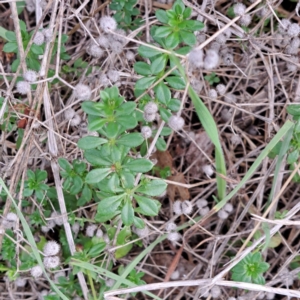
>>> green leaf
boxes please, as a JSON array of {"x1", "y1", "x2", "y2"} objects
[
  {"x1": 3, "y1": 42, "x2": 18, "y2": 53},
  {"x1": 182, "y1": 20, "x2": 204, "y2": 31},
  {"x1": 116, "y1": 115, "x2": 137, "y2": 129},
  {"x1": 88, "y1": 118, "x2": 107, "y2": 132},
  {"x1": 85, "y1": 168, "x2": 111, "y2": 184},
  {"x1": 121, "y1": 200, "x2": 134, "y2": 226},
  {"x1": 5, "y1": 31, "x2": 16, "y2": 42},
  {"x1": 77, "y1": 136, "x2": 108, "y2": 150},
  {"x1": 168, "y1": 98, "x2": 181, "y2": 111},
  {"x1": 97, "y1": 194, "x2": 124, "y2": 215},
  {"x1": 156, "y1": 137, "x2": 167, "y2": 151},
  {"x1": 84, "y1": 149, "x2": 112, "y2": 166},
  {"x1": 123, "y1": 159, "x2": 153, "y2": 173},
  {"x1": 11, "y1": 58, "x2": 20, "y2": 72},
  {"x1": 31, "y1": 44, "x2": 44, "y2": 55},
  {"x1": 27, "y1": 169, "x2": 36, "y2": 180},
  {"x1": 36, "y1": 170, "x2": 47, "y2": 182},
  {"x1": 134, "y1": 195, "x2": 160, "y2": 216},
  {"x1": 138, "y1": 45, "x2": 161, "y2": 58},
  {"x1": 19, "y1": 20, "x2": 26, "y2": 32},
  {"x1": 154, "y1": 26, "x2": 173, "y2": 38},
  {"x1": 165, "y1": 32, "x2": 180, "y2": 49},
  {"x1": 82, "y1": 101, "x2": 103, "y2": 116},
  {"x1": 150, "y1": 55, "x2": 167, "y2": 75},
  {"x1": 88, "y1": 242, "x2": 106, "y2": 258},
  {"x1": 159, "y1": 107, "x2": 172, "y2": 122},
  {"x1": 116, "y1": 102, "x2": 137, "y2": 116},
  {"x1": 165, "y1": 76, "x2": 186, "y2": 89},
  {"x1": 183, "y1": 7, "x2": 192, "y2": 19},
  {"x1": 78, "y1": 184, "x2": 92, "y2": 205},
  {"x1": 155, "y1": 10, "x2": 169, "y2": 23},
  {"x1": 115, "y1": 227, "x2": 133, "y2": 259},
  {"x1": 136, "y1": 179, "x2": 167, "y2": 196},
  {"x1": 117, "y1": 133, "x2": 144, "y2": 147},
  {"x1": 133, "y1": 217, "x2": 145, "y2": 229},
  {"x1": 287, "y1": 104, "x2": 300, "y2": 116},
  {"x1": 180, "y1": 30, "x2": 196, "y2": 46},
  {"x1": 135, "y1": 76, "x2": 156, "y2": 91},
  {"x1": 287, "y1": 149, "x2": 299, "y2": 164},
  {"x1": 154, "y1": 82, "x2": 171, "y2": 104},
  {"x1": 134, "y1": 62, "x2": 152, "y2": 76},
  {"x1": 58, "y1": 158, "x2": 72, "y2": 172}
]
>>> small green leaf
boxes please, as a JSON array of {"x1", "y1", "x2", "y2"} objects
[
  {"x1": 159, "y1": 107, "x2": 172, "y2": 122},
  {"x1": 117, "y1": 133, "x2": 144, "y2": 147},
  {"x1": 287, "y1": 105, "x2": 300, "y2": 116},
  {"x1": 88, "y1": 242, "x2": 106, "y2": 258},
  {"x1": 165, "y1": 76, "x2": 186, "y2": 89},
  {"x1": 88, "y1": 118, "x2": 107, "y2": 132},
  {"x1": 77, "y1": 136, "x2": 108, "y2": 150},
  {"x1": 287, "y1": 149, "x2": 299, "y2": 164},
  {"x1": 3, "y1": 42, "x2": 18, "y2": 53},
  {"x1": 165, "y1": 32, "x2": 180, "y2": 49},
  {"x1": 85, "y1": 168, "x2": 111, "y2": 184},
  {"x1": 134, "y1": 195, "x2": 160, "y2": 216},
  {"x1": 123, "y1": 159, "x2": 153, "y2": 173},
  {"x1": 97, "y1": 194, "x2": 124, "y2": 215},
  {"x1": 155, "y1": 10, "x2": 169, "y2": 24},
  {"x1": 135, "y1": 76, "x2": 156, "y2": 91},
  {"x1": 31, "y1": 44, "x2": 44, "y2": 55},
  {"x1": 36, "y1": 170, "x2": 47, "y2": 182},
  {"x1": 5, "y1": 31, "x2": 16, "y2": 42},
  {"x1": 154, "y1": 26, "x2": 173, "y2": 38},
  {"x1": 168, "y1": 98, "x2": 181, "y2": 111},
  {"x1": 138, "y1": 45, "x2": 161, "y2": 58},
  {"x1": 121, "y1": 200, "x2": 134, "y2": 226},
  {"x1": 58, "y1": 158, "x2": 72, "y2": 172},
  {"x1": 156, "y1": 137, "x2": 167, "y2": 151},
  {"x1": 136, "y1": 179, "x2": 167, "y2": 196},
  {"x1": 134, "y1": 62, "x2": 152, "y2": 76},
  {"x1": 180, "y1": 30, "x2": 196, "y2": 46},
  {"x1": 150, "y1": 55, "x2": 167, "y2": 75},
  {"x1": 154, "y1": 82, "x2": 171, "y2": 104}
]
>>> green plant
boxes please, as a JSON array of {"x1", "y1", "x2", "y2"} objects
[
  {"x1": 109, "y1": 0, "x2": 143, "y2": 30},
  {"x1": 204, "y1": 72, "x2": 220, "y2": 85},
  {"x1": 231, "y1": 252, "x2": 270, "y2": 284}
]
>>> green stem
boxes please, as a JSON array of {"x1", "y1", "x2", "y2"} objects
[{"x1": 87, "y1": 270, "x2": 97, "y2": 300}]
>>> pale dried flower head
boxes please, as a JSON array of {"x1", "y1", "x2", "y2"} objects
[
  {"x1": 30, "y1": 265, "x2": 43, "y2": 278},
  {"x1": 16, "y1": 81, "x2": 30, "y2": 95},
  {"x1": 43, "y1": 241, "x2": 60, "y2": 256},
  {"x1": 33, "y1": 31, "x2": 45, "y2": 45},
  {"x1": 100, "y1": 16, "x2": 117, "y2": 33},
  {"x1": 86, "y1": 224, "x2": 97, "y2": 237},
  {"x1": 23, "y1": 70, "x2": 37, "y2": 82},
  {"x1": 168, "y1": 115, "x2": 184, "y2": 131},
  {"x1": 73, "y1": 83, "x2": 92, "y2": 100},
  {"x1": 141, "y1": 126, "x2": 152, "y2": 139},
  {"x1": 43, "y1": 256, "x2": 60, "y2": 269}
]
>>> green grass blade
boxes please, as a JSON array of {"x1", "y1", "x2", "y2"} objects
[
  {"x1": 170, "y1": 54, "x2": 226, "y2": 200},
  {"x1": 70, "y1": 259, "x2": 163, "y2": 300},
  {"x1": 215, "y1": 120, "x2": 294, "y2": 210},
  {"x1": 0, "y1": 178, "x2": 68, "y2": 300}
]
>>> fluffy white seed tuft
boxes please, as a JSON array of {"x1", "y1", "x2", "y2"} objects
[
  {"x1": 141, "y1": 126, "x2": 152, "y2": 139},
  {"x1": 17, "y1": 81, "x2": 31, "y2": 94},
  {"x1": 7, "y1": 212, "x2": 18, "y2": 222},
  {"x1": 279, "y1": 19, "x2": 291, "y2": 33},
  {"x1": 51, "y1": 211, "x2": 64, "y2": 226},
  {"x1": 173, "y1": 200, "x2": 183, "y2": 215},
  {"x1": 288, "y1": 23, "x2": 300, "y2": 37},
  {"x1": 42, "y1": 28, "x2": 53, "y2": 42},
  {"x1": 216, "y1": 83, "x2": 226, "y2": 95},
  {"x1": 96, "y1": 35, "x2": 110, "y2": 48},
  {"x1": 70, "y1": 114, "x2": 81, "y2": 127},
  {"x1": 72, "y1": 222, "x2": 80, "y2": 234},
  {"x1": 33, "y1": 31, "x2": 45, "y2": 45},
  {"x1": 188, "y1": 48, "x2": 204, "y2": 68},
  {"x1": 135, "y1": 225, "x2": 149, "y2": 238},
  {"x1": 218, "y1": 209, "x2": 229, "y2": 219},
  {"x1": 126, "y1": 50, "x2": 135, "y2": 61},
  {"x1": 23, "y1": 70, "x2": 37, "y2": 82},
  {"x1": 99, "y1": 16, "x2": 117, "y2": 33},
  {"x1": 30, "y1": 265, "x2": 43, "y2": 278},
  {"x1": 143, "y1": 112, "x2": 156, "y2": 122},
  {"x1": 144, "y1": 102, "x2": 158, "y2": 114},
  {"x1": 87, "y1": 44, "x2": 104, "y2": 58},
  {"x1": 181, "y1": 200, "x2": 193, "y2": 215},
  {"x1": 15, "y1": 277, "x2": 27, "y2": 287},
  {"x1": 202, "y1": 165, "x2": 214, "y2": 177},
  {"x1": 165, "y1": 222, "x2": 177, "y2": 232},
  {"x1": 199, "y1": 206, "x2": 210, "y2": 216},
  {"x1": 167, "y1": 231, "x2": 181, "y2": 242},
  {"x1": 105, "y1": 278, "x2": 115, "y2": 287},
  {"x1": 73, "y1": 83, "x2": 92, "y2": 100},
  {"x1": 204, "y1": 50, "x2": 219, "y2": 70},
  {"x1": 208, "y1": 89, "x2": 217, "y2": 99},
  {"x1": 168, "y1": 115, "x2": 184, "y2": 131},
  {"x1": 239, "y1": 14, "x2": 252, "y2": 27},
  {"x1": 224, "y1": 203, "x2": 233, "y2": 213},
  {"x1": 196, "y1": 199, "x2": 208, "y2": 209},
  {"x1": 96, "y1": 228, "x2": 103, "y2": 238},
  {"x1": 233, "y1": 3, "x2": 246, "y2": 16},
  {"x1": 43, "y1": 241, "x2": 61, "y2": 256},
  {"x1": 211, "y1": 286, "x2": 221, "y2": 298},
  {"x1": 170, "y1": 270, "x2": 180, "y2": 280},
  {"x1": 43, "y1": 256, "x2": 60, "y2": 269},
  {"x1": 110, "y1": 41, "x2": 124, "y2": 54},
  {"x1": 64, "y1": 108, "x2": 75, "y2": 120},
  {"x1": 224, "y1": 93, "x2": 237, "y2": 103},
  {"x1": 107, "y1": 70, "x2": 120, "y2": 82},
  {"x1": 86, "y1": 224, "x2": 97, "y2": 237}
]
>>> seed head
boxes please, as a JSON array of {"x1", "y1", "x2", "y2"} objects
[
  {"x1": 143, "y1": 112, "x2": 156, "y2": 122},
  {"x1": 23, "y1": 70, "x2": 37, "y2": 82},
  {"x1": 30, "y1": 265, "x2": 43, "y2": 278},
  {"x1": 64, "y1": 108, "x2": 75, "y2": 120},
  {"x1": 26, "y1": 0, "x2": 35, "y2": 12},
  {"x1": 134, "y1": 225, "x2": 149, "y2": 238},
  {"x1": 202, "y1": 164, "x2": 214, "y2": 177},
  {"x1": 54, "y1": 271, "x2": 66, "y2": 283},
  {"x1": 266, "y1": 292, "x2": 275, "y2": 300},
  {"x1": 239, "y1": 14, "x2": 252, "y2": 27},
  {"x1": 218, "y1": 209, "x2": 229, "y2": 219},
  {"x1": 221, "y1": 108, "x2": 232, "y2": 121},
  {"x1": 72, "y1": 222, "x2": 80, "y2": 234},
  {"x1": 43, "y1": 256, "x2": 60, "y2": 269},
  {"x1": 167, "y1": 231, "x2": 181, "y2": 242},
  {"x1": 105, "y1": 278, "x2": 115, "y2": 287},
  {"x1": 113, "y1": 28, "x2": 127, "y2": 44},
  {"x1": 42, "y1": 28, "x2": 53, "y2": 42},
  {"x1": 204, "y1": 50, "x2": 219, "y2": 70},
  {"x1": 209, "y1": 42, "x2": 221, "y2": 52},
  {"x1": 96, "y1": 35, "x2": 110, "y2": 48},
  {"x1": 188, "y1": 48, "x2": 204, "y2": 68},
  {"x1": 165, "y1": 222, "x2": 177, "y2": 232},
  {"x1": 110, "y1": 41, "x2": 124, "y2": 54},
  {"x1": 73, "y1": 83, "x2": 92, "y2": 100},
  {"x1": 211, "y1": 286, "x2": 221, "y2": 298},
  {"x1": 33, "y1": 31, "x2": 45, "y2": 46},
  {"x1": 288, "y1": 23, "x2": 300, "y2": 37},
  {"x1": 181, "y1": 200, "x2": 193, "y2": 215},
  {"x1": 43, "y1": 241, "x2": 60, "y2": 256},
  {"x1": 286, "y1": 56, "x2": 298, "y2": 72},
  {"x1": 51, "y1": 211, "x2": 64, "y2": 226},
  {"x1": 86, "y1": 224, "x2": 97, "y2": 237},
  {"x1": 107, "y1": 69, "x2": 120, "y2": 82},
  {"x1": 216, "y1": 83, "x2": 226, "y2": 95},
  {"x1": 144, "y1": 102, "x2": 158, "y2": 114},
  {"x1": 126, "y1": 51, "x2": 135, "y2": 61},
  {"x1": 216, "y1": 33, "x2": 227, "y2": 45},
  {"x1": 224, "y1": 203, "x2": 233, "y2": 213},
  {"x1": 233, "y1": 3, "x2": 246, "y2": 16},
  {"x1": 141, "y1": 126, "x2": 152, "y2": 139},
  {"x1": 100, "y1": 73, "x2": 110, "y2": 86},
  {"x1": 168, "y1": 115, "x2": 184, "y2": 131},
  {"x1": 196, "y1": 199, "x2": 208, "y2": 209},
  {"x1": 15, "y1": 277, "x2": 27, "y2": 287},
  {"x1": 96, "y1": 228, "x2": 103, "y2": 238},
  {"x1": 173, "y1": 200, "x2": 183, "y2": 215},
  {"x1": 46, "y1": 219, "x2": 56, "y2": 229},
  {"x1": 224, "y1": 93, "x2": 237, "y2": 103},
  {"x1": 87, "y1": 44, "x2": 104, "y2": 58},
  {"x1": 16, "y1": 81, "x2": 30, "y2": 94},
  {"x1": 279, "y1": 19, "x2": 291, "y2": 33},
  {"x1": 208, "y1": 89, "x2": 217, "y2": 99},
  {"x1": 231, "y1": 134, "x2": 242, "y2": 146},
  {"x1": 99, "y1": 16, "x2": 117, "y2": 33},
  {"x1": 170, "y1": 269, "x2": 180, "y2": 280},
  {"x1": 7, "y1": 212, "x2": 18, "y2": 222},
  {"x1": 199, "y1": 206, "x2": 210, "y2": 216},
  {"x1": 70, "y1": 114, "x2": 81, "y2": 126}
]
